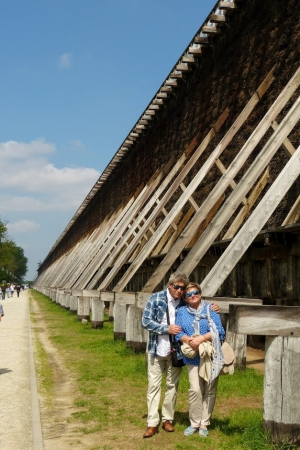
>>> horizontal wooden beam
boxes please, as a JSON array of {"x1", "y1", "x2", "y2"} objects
[
  {"x1": 100, "y1": 291, "x2": 115, "y2": 302},
  {"x1": 71, "y1": 289, "x2": 100, "y2": 298},
  {"x1": 136, "y1": 293, "x2": 262, "y2": 312},
  {"x1": 202, "y1": 25, "x2": 221, "y2": 34},
  {"x1": 194, "y1": 36, "x2": 210, "y2": 45},
  {"x1": 228, "y1": 305, "x2": 300, "y2": 336},
  {"x1": 219, "y1": 1, "x2": 240, "y2": 10},
  {"x1": 210, "y1": 14, "x2": 227, "y2": 23},
  {"x1": 115, "y1": 292, "x2": 136, "y2": 305},
  {"x1": 188, "y1": 45, "x2": 202, "y2": 54},
  {"x1": 165, "y1": 78, "x2": 178, "y2": 86},
  {"x1": 182, "y1": 54, "x2": 196, "y2": 63},
  {"x1": 204, "y1": 296, "x2": 262, "y2": 313},
  {"x1": 176, "y1": 63, "x2": 191, "y2": 71},
  {"x1": 170, "y1": 70, "x2": 183, "y2": 78}
]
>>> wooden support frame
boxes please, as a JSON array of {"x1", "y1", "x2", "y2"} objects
[
  {"x1": 229, "y1": 304, "x2": 300, "y2": 445},
  {"x1": 228, "y1": 305, "x2": 300, "y2": 335},
  {"x1": 72, "y1": 167, "x2": 167, "y2": 288},
  {"x1": 201, "y1": 140, "x2": 300, "y2": 296},
  {"x1": 142, "y1": 67, "x2": 298, "y2": 293},
  {"x1": 82, "y1": 153, "x2": 190, "y2": 289},
  {"x1": 93, "y1": 109, "x2": 229, "y2": 291}
]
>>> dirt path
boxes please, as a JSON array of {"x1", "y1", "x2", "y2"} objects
[
  {"x1": 246, "y1": 346, "x2": 265, "y2": 373},
  {"x1": 30, "y1": 292, "x2": 101, "y2": 450}
]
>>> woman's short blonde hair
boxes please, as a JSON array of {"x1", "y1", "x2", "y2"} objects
[{"x1": 185, "y1": 282, "x2": 202, "y2": 294}]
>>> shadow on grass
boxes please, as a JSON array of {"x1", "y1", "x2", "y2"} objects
[{"x1": 174, "y1": 412, "x2": 245, "y2": 436}]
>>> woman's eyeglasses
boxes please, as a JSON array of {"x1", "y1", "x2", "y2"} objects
[
  {"x1": 173, "y1": 284, "x2": 186, "y2": 291},
  {"x1": 185, "y1": 290, "x2": 200, "y2": 298}
]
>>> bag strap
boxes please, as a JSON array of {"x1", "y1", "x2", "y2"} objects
[
  {"x1": 207, "y1": 304, "x2": 211, "y2": 321},
  {"x1": 208, "y1": 303, "x2": 226, "y2": 344},
  {"x1": 166, "y1": 306, "x2": 175, "y2": 351}
]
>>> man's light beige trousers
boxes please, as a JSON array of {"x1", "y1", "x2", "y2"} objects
[{"x1": 146, "y1": 353, "x2": 182, "y2": 427}]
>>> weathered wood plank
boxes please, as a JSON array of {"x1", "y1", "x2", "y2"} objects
[
  {"x1": 142, "y1": 67, "x2": 276, "y2": 292},
  {"x1": 86, "y1": 155, "x2": 187, "y2": 289},
  {"x1": 219, "y1": 1, "x2": 240, "y2": 10},
  {"x1": 263, "y1": 335, "x2": 300, "y2": 445},
  {"x1": 136, "y1": 292, "x2": 262, "y2": 312},
  {"x1": 74, "y1": 169, "x2": 165, "y2": 288},
  {"x1": 99, "y1": 291, "x2": 115, "y2": 302},
  {"x1": 228, "y1": 305, "x2": 300, "y2": 336},
  {"x1": 272, "y1": 120, "x2": 296, "y2": 156},
  {"x1": 113, "y1": 93, "x2": 258, "y2": 292},
  {"x1": 210, "y1": 14, "x2": 227, "y2": 23},
  {"x1": 200, "y1": 99, "x2": 300, "y2": 296},
  {"x1": 83, "y1": 290, "x2": 101, "y2": 298},
  {"x1": 222, "y1": 168, "x2": 269, "y2": 240},
  {"x1": 115, "y1": 292, "x2": 136, "y2": 305},
  {"x1": 282, "y1": 195, "x2": 300, "y2": 226},
  {"x1": 71, "y1": 289, "x2": 83, "y2": 297},
  {"x1": 97, "y1": 110, "x2": 229, "y2": 292}
]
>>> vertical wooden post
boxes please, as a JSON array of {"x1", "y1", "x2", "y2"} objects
[
  {"x1": 229, "y1": 305, "x2": 300, "y2": 445},
  {"x1": 226, "y1": 325, "x2": 247, "y2": 370},
  {"x1": 69, "y1": 296, "x2": 78, "y2": 314},
  {"x1": 113, "y1": 303, "x2": 127, "y2": 340},
  {"x1": 263, "y1": 335, "x2": 300, "y2": 445},
  {"x1": 126, "y1": 305, "x2": 147, "y2": 351},
  {"x1": 77, "y1": 297, "x2": 90, "y2": 321},
  {"x1": 65, "y1": 294, "x2": 70, "y2": 310},
  {"x1": 109, "y1": 301, "x2": 114, "y2": 321},
  {"x1": 91, "y1": 298, "x2": 104, "y2": 328},
  {"x1": 60, "y1": 293, "x2": 66, "y2": 309}
]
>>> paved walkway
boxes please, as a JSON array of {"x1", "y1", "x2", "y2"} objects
[{"x1": 0, "y1": 289, "x2": 43, "y2": 450}]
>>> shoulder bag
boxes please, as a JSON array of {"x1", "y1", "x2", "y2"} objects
[{"x1": 166, "y1": 306, "x2": 185, "y2": 367}]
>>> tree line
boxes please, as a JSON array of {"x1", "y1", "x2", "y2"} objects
[{"x1": 0, "y1": 218, "x2": 28, "y2": 282}]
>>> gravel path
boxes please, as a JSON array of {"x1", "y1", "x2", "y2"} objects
[{"x1": 0, "y1": 289, "x2": 43, "y2": 450}]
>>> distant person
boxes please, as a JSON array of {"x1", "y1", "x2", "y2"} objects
[
  {"x1": 6, "y1": 286, "x2": 11, "y2": 298},
  {"x1": 1, "y1": 285, "x2": 6, "y2": 300},
  {"x1": 10, "y1": 284, "x2": 14, "y2": 297},
  {"x1": 0, "y1": 303, "x2": 4, "y2": 320},
  {"x1": 16, "y1": 284, "x2": 21, "y2": 297}
]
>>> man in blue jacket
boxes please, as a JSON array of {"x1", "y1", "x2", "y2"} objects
[{"x1": 142, "y1": 271, "x2": 189, "y2": 438}]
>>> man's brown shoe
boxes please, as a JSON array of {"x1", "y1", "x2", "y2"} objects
[
  {"x1": 162, "y1": 420, "x2": 175, "y2": 432},
  {"x1": 143, "y1": 426, "x2": 159, "y2": 438}
]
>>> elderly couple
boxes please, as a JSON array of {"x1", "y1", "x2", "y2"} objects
[{"x1": 141, "y1": 271, "x2": 225, "y2": 439}]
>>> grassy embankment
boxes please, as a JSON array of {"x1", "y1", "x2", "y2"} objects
[{"x1": 29, "y1": 289, "x2": 298, "y2": 450}]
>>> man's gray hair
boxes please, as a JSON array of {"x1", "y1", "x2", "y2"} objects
[{"x1": 168, "y1": 272, "x2": 189, "y2": 286}]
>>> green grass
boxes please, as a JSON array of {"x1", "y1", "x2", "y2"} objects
[{"x1": 29, "y1": 289, "x2": 299, "y2": 450}]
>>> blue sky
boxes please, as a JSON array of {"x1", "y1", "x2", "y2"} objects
[{"x1": 1, "y1": 0, "x2": 216, "y2": 280}]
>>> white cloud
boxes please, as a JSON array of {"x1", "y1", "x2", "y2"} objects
[
  {"x1": 67, "y1": 139, "x2": 87, "y2": 153},
  {"x1": 0, "y1": 139, "x2": 55, "y2": 161},
  {"x1": 0, "y1": 139, "x2": 100, "y2": 213},
  {"x1": 7, "y1": 220, "x2": 40, "y2": 234},
  {"x1": 58, "y1": 52, "x2": 73, "y2": 69}
]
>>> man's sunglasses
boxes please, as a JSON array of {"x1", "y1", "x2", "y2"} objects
[
  {"x1": 173, "y1": 284, "x2": 186, "y2": 291},
  {"x1": 185, "y1": 290, "x2": 200, "y2": 298}
]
